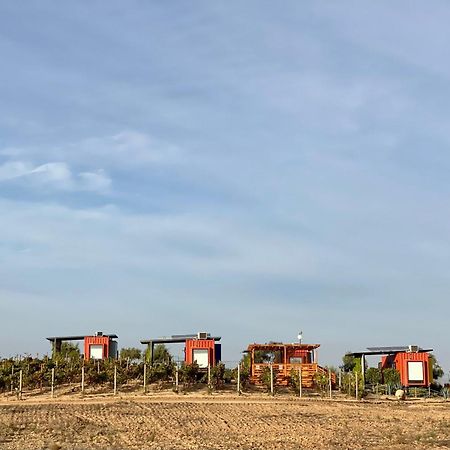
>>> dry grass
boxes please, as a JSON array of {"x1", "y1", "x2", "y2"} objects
[{"x1": 0, "y1": 393, "x2": 449, "y2": 449}]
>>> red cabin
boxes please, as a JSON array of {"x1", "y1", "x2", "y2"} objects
[
  {"x1": 47, "y1": 331, "x2": 118, "y2": 360},
  {"x1": 141, "y1": 332, "x2": 221, "y2": 368},
  {"x1": 381, "y1": 350, "x2": 432, "y2": 387}
]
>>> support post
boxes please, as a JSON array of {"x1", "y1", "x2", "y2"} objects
[
  {"x1": 208, "y1": 364, "x2": 211, "y2": 389},
  {"x1": 299, "y1": 367, "x2": 302, "y2": 398},
  {"x1": 338, "y1": 369, "x2": 342, "y2": 390},
  {"x1": 270, "y1": 364, "x2": 274, "y2": 396},
  {"x1": 237, "y1": 364, "x2": 241, "y2": 394},
  {"x1": 114, "y1": 364, "x2": 117, "y2": 395},
  {"x1": 19, "y1": 370, "x2": 23, "y2": 400},
  {"x1": 355, "y1": 372, "x2": 358, "y2": 400},
  {"x1": 175, "y1": 365, "x2": 179, "y2": 393},
  {"x1": 51, "y1": 368, "x2": 55, "y2": 398},
  {"x1": 361, "y1": 355, "x2": 365, "y2": 388},
  {"x1": 143, "y1": 363, "x2": 147, "y2": 393},
  {"x1": 329, "y1": 369, "x2": 332, "y2": 399},
  {"x1": 10, "y1": 366, "x2": 14, "y2": 394},
  {"x1": 81, "y1": 365, "x2": 85, "y2": 394}
]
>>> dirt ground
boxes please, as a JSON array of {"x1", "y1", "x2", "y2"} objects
[{"x1": 0, "y1": 391, "x2": 449, "y2": 450}]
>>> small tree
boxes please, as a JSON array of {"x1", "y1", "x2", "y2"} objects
[
  {"x1": 365, "y1": 367, "x2": 382, "y2": 385},
  {"x1": 342, "y1": 353, "x2": 357, "y2": 372},
  {"x1": 120, "y1": 347, "x2": 142, "y2": 362}
]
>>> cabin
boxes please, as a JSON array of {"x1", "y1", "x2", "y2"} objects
[
  {"x1": 141, "y1": 332, "x2": 221, "y2": 368},
  {"x1": 348, "y1": 345, "x2": 433, "y2": 388},
  {"x1": 46, "y1": 331, "x2": 119, "y2": 360},
  {"x1": 245, "y1": 342, "x2": 335, "y2": 388}
]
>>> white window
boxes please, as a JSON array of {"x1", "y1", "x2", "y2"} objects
[
  {"x1": 192, "y1": 349, "x2": 209, "y2": 368},
  {"x1": 407, "y1": 361, "x2": 424, "y2": 382},
  {"x1": 89, "y1": 344, "x2": 104, "y2": 360}
]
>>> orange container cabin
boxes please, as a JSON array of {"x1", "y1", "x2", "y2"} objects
[
  {"x1": 246, "y1": 343, "x2": 335, "y2": 388},
  {"x1": 381, "y1": 350, "x2": 432, "y2": 387},
  {"x1": 185, "y1": 337, "x2": 220, "y2": 368},
  {"x1": 46, "y1": 331, "x2": 118, "y2": 360},
  {"x1": 347, "y1": 345, "x2": 434, "y2": 389},
  {"x1": 141, "y1": 332, "x2": 221, "y2": 368},
  {"x1": 84, "y1": 333, "x2": 118, "y2": 361}
]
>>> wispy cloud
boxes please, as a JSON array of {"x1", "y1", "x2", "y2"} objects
[{"x1": 0, "y1": 160, "x2": 111, "y2": 192}]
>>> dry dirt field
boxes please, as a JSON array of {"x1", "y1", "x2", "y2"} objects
[{"x1": 0, "y1": 393, "x2": 449, "y2": 450}]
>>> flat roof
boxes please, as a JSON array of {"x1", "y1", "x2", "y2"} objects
[
  {"x1": 46, "y1": 334, "x2": 118, "y2": 341},
  {"x1": 141, "y1": 336, "x2": 221, "y2": 345},
  {"x1": 347, "y1": 347, "x2": 433, "y2": 357}
]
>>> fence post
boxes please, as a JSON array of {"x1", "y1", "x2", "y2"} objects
[
  {"x1": 298, "y1": 367, "x2": 302, "y2": 398},
  {"x1": 237, "y1": 364, "x2": 241, "y2": 394},
  {"x1": 338, "y1": 369, "x2": 342, "y2": 391},
  {"x1": 51, "y1": 368, "x2": 55, "y2": 398},
  {"x1": 10, "y1": 366, "x2": 14, "y2": 394},
  {"x1": 114, "y1": 364, "x2": 117, "y2": 395},
  {"x1": 270, "y1": 364, "x2": 274, "y2": 396},
  {"x1": 81, "y1": 365, "x2": 85, "y2": 394},
  {"x1": 355, "y1": 372, "x2": 358, "y2": 400},
  {"x1": 208, "y1": 364, "x2": 211, "y2": 389},
  {"x1": 328, "y1": 369, "x2": 332, "y2": 399},
  {"x1": 143, "y1": 363, "x2": 147, "y2": 393},
  {"x1": 19, "y1": 370, "x2": 23, "y2": 400},
  {"x1": 175, "y1": 365, "x2": 179, "y2": 393}
]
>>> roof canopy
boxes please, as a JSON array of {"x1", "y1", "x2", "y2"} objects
[
  {"x1": 347, "y1": 346, "x2": 433, "y2": 357},
  {"x1": 46, "y1": 334, "x2": 118, "y2": 341},
  {"x1": 246, "y1": 343, "x2": 320, "y2": 352},
  {"x1": 141, "y1": 335, "x2": 221, "y2": 345}
]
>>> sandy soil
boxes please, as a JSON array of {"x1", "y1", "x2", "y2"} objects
[{"x1": 0, "y1": 391, "x2": 449, "y2": 449}]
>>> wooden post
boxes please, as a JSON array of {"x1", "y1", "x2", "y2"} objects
[
  {"x1": 97, "y1": 360, "x2": 100, "y2": 374},
  {"x1": 355, "y1": 372, "x2": 358, "y2": 400},
  {"x1": 81, "y1": 366, "x2": 85, "y2": 394},
  {"x1": 361, "y1": 355, "x2": 365, "y2": 388},
  {"x1": 298, "y1": 367, "x2": 302, "y2": 398},
  {"x1": 19, "y1": 370, "x2": 23, "y2": 400},
  {"x1": 270, "y1": 364, "x2": 274, "y2": 396},
  {"x1": 175, "y1": 365, "x2": 179, "y2": 393},
  {"x1": 51, "y1": 368, "x2": 55, "y2": 398},
  {"x1": 208, "y1": 364, "x2": 211, "y2": 389},
  {"x1": 338, "y1": 369, "x2": 342, "y2": 390},
  {"x1": 328, "y1": 369, "x2": 332, "y2": 399},
  {"x1": 143, "y1": 363, "x2": 147, "y2": 393},
  {"x1": 237, "y1": 364, "x2": 241, "y2": 394},
  {"x1": 10, "y1": 366, "x2": 14, "y2": 394},
  {"x1": 114, "y1": 364, "x2": 117, "y2": 395}
]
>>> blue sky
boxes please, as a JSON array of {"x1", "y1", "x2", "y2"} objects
[{"x1": 1, "y1": 1, "x2": 450, "y2": 371}]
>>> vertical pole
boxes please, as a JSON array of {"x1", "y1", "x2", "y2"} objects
[
  {"x1": 81, "y1": 366, "x2": 85, "y2": 394},
  {"x1": 51, "y1": 368, "x2": 55, "y2": 398},
  {"x1": 10, "y1": 366, "x2": 14, "y2": 394},
  {"x1": 270, "y1": 364, "x2": 274, "y2": 396},
  {"x1": 114, "y1": 364, "x2": 117, "y2": 395},
  {"x1": 19, "y1": 370, "x2": 23, "y2": 400},
  {"x1": 299, "y1": 367, "x2": 302, "y2": 398},
  {"x1": 355, "y1": 372, "x2": 358, "y2": 400},
  {"x1": 361, "y1": 355, "x2": 365, "y2": 388},
  {"x1": 329, "y1": 369, "x2": 332, "y2": 399},
  {"x1": 208, "y1": 364, "x2": 211, "y2": 389},
  {"x1": 143, "y1": 363, "x2": 147, "y2": 393},
  {"x1": 338, "y1": 370, "x2": 342, "y2": 391},
  {"x1": 176, "y1": 365, "x2": 179, "y2": 393},
  {"x1": 237, "y1": 364, "x2": 241, "y2": 394},
  {"x1": 97, "y1": 360, "x2": 100, "y2": 374}
]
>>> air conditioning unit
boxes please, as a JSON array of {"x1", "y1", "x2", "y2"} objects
[
  {"x1": 408, "y1": 345, "x2": 419, "y2": 353},
  {"x1": 197, "y1": 332, "x2": 209, "y2": 340}
]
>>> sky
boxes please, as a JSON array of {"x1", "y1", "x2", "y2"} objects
[{"x1": 1, "y1": 1, "x2": 450, "y2": 373}]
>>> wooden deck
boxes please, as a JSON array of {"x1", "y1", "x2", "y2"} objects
[{"x1": 250, "y1": 363, "x2": 336, "y2": 388}]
